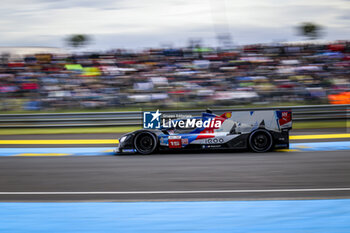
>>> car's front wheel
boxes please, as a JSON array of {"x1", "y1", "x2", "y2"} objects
[
  {"x1": 134, "y1": 131, "x2": 157, "y2": 155},
  {"x1": 249, "y1": 129, "x2": 273, "y2": 152}
]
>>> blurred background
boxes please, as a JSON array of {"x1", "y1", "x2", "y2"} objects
[{"x1": 0, "y1": 0, "x2": 349, "y2": 112}]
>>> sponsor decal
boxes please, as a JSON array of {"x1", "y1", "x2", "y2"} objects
[
  {"x1": 122, "y1": 149, "x2": 136, "y2": 153},
  {"x1": 202, "y1": 145, "x2": 222, "y2": 149},
  {"x1": 277, "y1": 111, "x2": 292, "y2": 126},
  {"x1": 205, "y1": 138, "x2": 225, "y2": 144},
  {"x1": 159, "y1": 136, "x2": 168, "y2": 146},
  {"x1": 181, "y1": 138, "x2": 189, "y2": 145},
  {"x1": 275, "y1": 143, "x2": 288, "y2": 148}
]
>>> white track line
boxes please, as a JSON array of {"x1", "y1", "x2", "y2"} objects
[{"x1": 1, "y1": 188, "x2": 350, "y2": 195}]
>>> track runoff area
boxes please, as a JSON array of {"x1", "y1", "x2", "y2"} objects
[{"x1": 1, "y1": 129, "x2": 350, "y2": 232}]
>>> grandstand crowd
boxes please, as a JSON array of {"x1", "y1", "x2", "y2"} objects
[{"x1": 0, "y1": 41, "x2": 349, "y2": 111}]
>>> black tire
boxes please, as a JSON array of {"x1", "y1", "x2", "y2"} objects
[
  {"x1": 134, "y1": 131, "x2": 157, "y2": 155},
  {"x1": 249, "y1": 129, "x2": 273, "y2": 153}
]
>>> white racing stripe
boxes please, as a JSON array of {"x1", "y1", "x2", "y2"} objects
[{"x1": 1, "y1": 187, "x2": 350, "y2": 195}]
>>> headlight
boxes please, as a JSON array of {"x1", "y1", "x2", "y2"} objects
[{"x1": 119, "y1": 136, "x2": 127, "y2": 143}]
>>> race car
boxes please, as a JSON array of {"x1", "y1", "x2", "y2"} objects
[{"x1": 115, "y1": 109, "x2": 292, "y2": 154}]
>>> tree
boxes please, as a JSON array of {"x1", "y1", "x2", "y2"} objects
[
  {"x1": 66, "y1": 34, "x2": 91, "y2": 48},
  {"x1": 298, "y1": 22, "x2": 322, "y2": 40}
]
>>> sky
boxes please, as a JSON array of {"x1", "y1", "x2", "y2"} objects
[{"x1": 0, "y1": 0, "x2": 349, "y2": 50}]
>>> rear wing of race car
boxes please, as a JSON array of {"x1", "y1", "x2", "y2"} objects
[{"x1": 219, "y1": 110, "x2": 292, "y2": 133}]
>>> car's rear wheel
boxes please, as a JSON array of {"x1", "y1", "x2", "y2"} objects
[
  {"x1": 249, "y1": 129, "x2": 273, "y2": 152},
  {"x1": 134, "y1": 131, "x2": 157, "y2": 155}
]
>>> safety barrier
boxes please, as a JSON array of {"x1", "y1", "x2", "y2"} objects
[{"x1": 0, "y1": 104, "x2": 348, "y2": 128}]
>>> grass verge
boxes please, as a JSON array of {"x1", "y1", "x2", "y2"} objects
[{"x1": 293, "y1": 120, "x2": 349, "y2": 129}]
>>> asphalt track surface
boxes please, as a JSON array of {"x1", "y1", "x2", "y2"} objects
[
  {"x1": 0, "y1": 128, "x2": 349, "y2": 202},
  {"x1": 1, "y1": 150, "x2": 350, "y2": 201}
]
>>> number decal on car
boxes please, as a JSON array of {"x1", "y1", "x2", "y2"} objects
[{"x1": 168, "y1": 136, "x2": 182, "y2": 148}]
